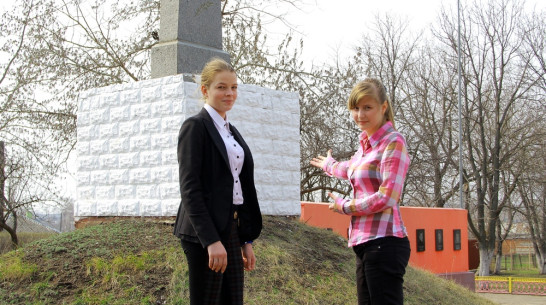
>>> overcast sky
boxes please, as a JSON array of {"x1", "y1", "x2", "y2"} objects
[{"x1": 274, "y1": 0, "x2": 544, "y2": 65}]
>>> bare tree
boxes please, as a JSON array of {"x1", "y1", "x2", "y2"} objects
[
  {"x1": 1, "y1": 0, "x2": 321, "y2": 241},
  {"x1": 0, "y1": 142, "x2": 55, "y2": 248},
  {"x1": 514, "y1": 131, "x2": 546, "y2": 274},
  {"x1": 435, "y1": 0, "x2": 543, "y2": 275},
  {"x1": 398, "y1": 44, "x2": 462, "y2": 208}
]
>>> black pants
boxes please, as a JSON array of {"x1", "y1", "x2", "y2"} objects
[
  {"x1": 353, "y1": 236, "x2": 410, "y2": 305},
  {"x1": 181, "y1": 221, "x2": 244, "y2": 305}
]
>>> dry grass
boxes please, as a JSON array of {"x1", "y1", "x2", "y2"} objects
[{"x1": 0, "y1": 216, "x2": 497, "y2": 304}]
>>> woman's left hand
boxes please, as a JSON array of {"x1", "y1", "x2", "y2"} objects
[
  {"x1": 242, "y1": 243, "x2": 256, "y2": 271},
  {"x1": 327, "y1": 192, "x2": 339, "y2": 210}
]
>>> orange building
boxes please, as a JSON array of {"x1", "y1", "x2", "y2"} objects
[{"x1": 300, "y1": 202, "x2": 474, "y2": 289}]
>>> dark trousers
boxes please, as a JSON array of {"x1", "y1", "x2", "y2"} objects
[
  {"x1": 353, "y1": 236, "x2": 410, "y2": 305},
  {"x1": 181, "y1": 221, "x2": 244, "y2": 305}
]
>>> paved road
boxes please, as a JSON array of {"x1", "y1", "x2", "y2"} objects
[{"x1": 480, "y1": 293, "x2": 545, "y2": 305}]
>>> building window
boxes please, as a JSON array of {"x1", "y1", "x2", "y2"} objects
[
  {"x1": 416, "y1": 229, "x2": 425, "y2": 252},
  {"x1": 435, "y1": 229, "x2": 444, "y2": 251},
  {"x1": 453, "y1": 229, "x2": 461, "y2": 250}
]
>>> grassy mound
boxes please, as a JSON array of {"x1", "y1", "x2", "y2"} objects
[{"x1": 0, "y1": 216, "x2": 494, "y2": 304}]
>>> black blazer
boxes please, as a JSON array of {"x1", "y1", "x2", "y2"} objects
[{"x1": 173, "y1": 108, "x2": 262, "y2": 248}]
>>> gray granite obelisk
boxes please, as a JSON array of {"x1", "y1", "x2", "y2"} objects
[{"x1": 151, "y1": 0, "x2": 230, "y2": 78}]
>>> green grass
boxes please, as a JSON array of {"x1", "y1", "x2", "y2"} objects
[
  {"x1": 490, "y1": 254, "x2": 546, "y2": 278},
  {"x1": 0, "y1": 216, "x2": 497, "y2": 305}
]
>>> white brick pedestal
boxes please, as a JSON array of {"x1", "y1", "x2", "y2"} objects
[{"x1": 75, "y1": 75, "x2": 300, "y2": 222}]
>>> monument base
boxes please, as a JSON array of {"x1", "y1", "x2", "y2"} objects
[{"x1": 438, "y1": 272, "x2": 476, "y2": 291}]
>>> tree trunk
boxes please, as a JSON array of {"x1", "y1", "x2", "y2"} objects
[
  {"x1": 478, "y1": 246, "x2": 494, "y2": 276},
  {"x1": 536, "y1": 246, "x2": 546, "y2": 275},
  {"x1": 0, "y1": 141, "x2": 5, "y2": 233},
  {"x1": 494, "y1": 240, "x2": 503, "y2": 274},
  {"x1": 539, "y1": 257, "x2": 546, "y2": 275}
]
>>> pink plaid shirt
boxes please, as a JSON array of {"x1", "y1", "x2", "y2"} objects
[{"x1": 323, "y1": 121, "x2": 410, "y2": 247}]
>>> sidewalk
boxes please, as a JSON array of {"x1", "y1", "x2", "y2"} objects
[{"x1": 480, "y1": 293, "x2": 545, "y2": 305}]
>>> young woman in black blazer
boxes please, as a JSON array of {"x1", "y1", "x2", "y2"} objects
[{"x1": 173, "y1": 58, "x2": 262, "y2": 305}]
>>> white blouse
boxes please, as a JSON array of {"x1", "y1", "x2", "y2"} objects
[{"x1": 204, "y1": 104, "x2": 245, "y2": 205}]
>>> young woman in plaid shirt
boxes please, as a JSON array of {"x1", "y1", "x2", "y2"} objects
[{"x1": 311, "y1": 78, "x2": 411, "y2": 305}]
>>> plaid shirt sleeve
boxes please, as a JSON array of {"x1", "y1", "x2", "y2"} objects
[
  {"x1": 323, "y1": 156, "x2": 350, "y2": 180},
  {"x1": 331, "y1": 135, "x2": 410, "y2": 216}
]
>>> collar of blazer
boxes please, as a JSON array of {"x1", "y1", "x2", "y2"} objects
[{"x1": 198, "y1": 108, "x2": 248, "y2": 169}]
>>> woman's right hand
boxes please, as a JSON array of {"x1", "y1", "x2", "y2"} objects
[
  {"x1": 310, "y1": 149, "x2": 332, "y2": 169},
  {"x1": 207, "y1": 241, "x2": 228, "y2": 273}
]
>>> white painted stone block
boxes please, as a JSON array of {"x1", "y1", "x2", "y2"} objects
[
  {"x1": 183, "y1": 82, "x2": 200, "y2": 98},
  {"x1": 130, "y1": 135, "x2": 151, "y2": 152},
  {"x1": 140, "y1": 200, "x2": 162, "y2": 216},
  {"x1": 90, "y1": 108, "x2": 110, "y2": 125},
  {"x1": 142, "y1": 77, "x2": 163, "y2": 89},
  {"x1": 109, "y1": 138, "x2": 130, "y2": 154},
  {"x1": 249, "y1": 138, "x2": 272, "y2": 154},
  {"x1": 136, "y1": 185, "x2": 158, "y2": 199},
  {"x1": 259, "y1": 154, "x2": 284, "y2": 170},
  {"x1": 140, "y1": 151, "x2": 162, "y2": 167},
  {"x1": 88, "y1": 95, "x2": 101, "y2": 110},
  {"x1": 254, "y1": 169, "x2": 273, "y2": 184},
  {"x1": 99, "y1": 154, "x2": 118, "y2": 169},
  {"x1": 76, "y1": 141, "x2": 90, "y2": 156},
  {"x1": 162, "y1": 199, "x2": 180, "y2": 216},
  {"x1": 185, "y1": 99, "x2": 202, "y2": 115},
  {"x1": 78, "y1": 156, "x2": 99, "y2": 171},
  {"x1": 77, "y1": 112, "x2": 90, "y2": 127},
  {"x1": 78, "y1": 186, "x2": 95, "y2": 200},
  {"x1": 120, "y1": 90, "x2": 140, "y2": 105},
  {"x1": 100, "y1": 92, "x2": 120, "y2": 108},
  {"x1": 110, "y1": 169, "x2": 129, "y2": 184},
  {"x1": 129, "y1": 168, "x2": 151, "y2": 184},
  {"x1": 76, "y1": 79, "x2": 301, "y2": 218},
  {"x1": 172, "y1": 99, "x2": 185, "y2": 115},
  {"x1": 78, "y1": 125, "x2": 99, "y2": 141},
  {"x1": 116, "y1": 185, "x2": 135, "y2": 199},
  {"x1": 100, "y1": 123, "x2": 119, "y2": 138},
  {"x1": 273, "y1": 170, "x2": 293, "y2": 185},
  {"x1": 141, "y1": 86, "x2": 162, "y2": 103},
  {"x1": 159, "y1": 183, "x2": 179, "y2": 199},
  {"x1": 151, "y1": 167, "x2": 173, "y2": 183},
  {"x1": 90, "y1": 170, "x2": 109, "y2": 185},
  {"x1": 140, "y1": 119, "x2": 161, "y2": 134},
  {"x1": 162, "y1": 150, "x2": 177, "y2": 165},
  {"x1": 118, "y1": 200, "x2": 140, "y2": 216},
  {"x1": 151, "y1": 134, "x2": 174, "y2": 150},
  {"x1": 162, "y1": 117, "x2": 183, "y2": 132},
  {"x1": 151, "y1": 100, "x2": 173, "y2": 117},
  {"x1": 89, "y1": 139, "x2": 109, "y2": 155},
  {"x1": 162, "y1": 83, "x2": 184, "y2": 99},
  {"x1": 131, "y1": 104, "x2": 152, "y2": 119},
  {"x1": 96, "y1": 186, "x2": 115, "y2": 199},
  {"x1": 76, "y1": 200, "x2": 96, "y2": 215},
  {"x1": 118, "y1": 152, "x2": 140, "y2": 168},
  {"x1": 110, "y1": 106, "x2": 131, "y2": 122},
  {"x1": 96, "y1": 200, "x2": 117, "y2": 216},
  {"x1": 283, "y1": 185, "x2": 300, "y2": 199},
  {"x1": 119, "y1": 121, "x2": 140, "y2": 137},
  {"x1": 272, "y1": 140, "x2": 296, "y2": 156},
  {"x1": 77, "y1": 172, "x2": 90, "y2": 186}
]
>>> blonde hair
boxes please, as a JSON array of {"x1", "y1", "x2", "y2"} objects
[
  {"x1": 347, "y1": 78, "x2": 395, "y2": 128},
  {"x1": 200, "y1": 57, "x2": 235, "y2": 89}
]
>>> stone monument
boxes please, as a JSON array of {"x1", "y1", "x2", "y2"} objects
[
  {"x1": 75, "y1": 0, "x2": 300, "y2": 227},
  {"x1": 151, "y1": 0, "x2": 230, "y2": 78}
]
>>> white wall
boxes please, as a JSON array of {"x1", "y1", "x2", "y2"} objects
[{"x1": 75, "y1": 74, "x2": 300, "y2": 220}]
